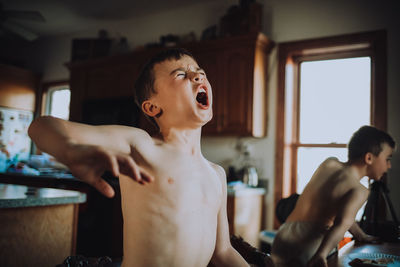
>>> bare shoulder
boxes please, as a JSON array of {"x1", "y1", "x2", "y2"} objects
[
  {"x1": 335, "y1": 173, "x2": 369, "y2": 207},
  {"x1": 320, "y1": 157, "x2": 341, "y2": 168},
  {"x1": 349, "y1": 182, "x2": 369, "y2": 199},
  {"x1": 310, "y1": 157, "x2": 342, "y2": 181},
  {"x1": 99, "y1": 125, "x2": 154, "y2": 145},
  {"x1": 340, "y1": 185, "x2": 369, "y2": 212},
  {"x1": 208, "y1": 161, "x2": 226, "y2": 181}
]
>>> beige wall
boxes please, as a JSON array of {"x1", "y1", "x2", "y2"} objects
[{"x1": 27, "y1": 0, "x2": 400, "y2": 230}]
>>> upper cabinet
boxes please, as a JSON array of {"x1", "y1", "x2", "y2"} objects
[
  {"x1": 190, "y1": 33, "x2": 273, "y2": 137},
  {"x1": 0, "y1": 64, "x2": 38, "y2": 111},
  {"x1": 67, "y1": 33, "x2": 273, "y2": 137}
]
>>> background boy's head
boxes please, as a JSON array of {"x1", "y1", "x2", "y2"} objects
[
  {"x1": 348, "y1": 125, "x2": 395, "y2": 162},
  {"x1": 348, "y1": 126, "x2": 395, "y2": 179},
  {"x1": 134, "y1": 48, "x2": 194, "y2": 128}
]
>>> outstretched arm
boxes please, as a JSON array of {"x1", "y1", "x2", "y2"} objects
[
  {"x1": 28, "y1": 116, "x2": 154, "y2": 197},
  {"x1": 210, "y1": 165, "x2": 250, "y2": 267}
]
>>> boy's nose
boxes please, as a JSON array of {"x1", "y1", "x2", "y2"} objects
[{"x1": 190, "y1": 72, "x2": 203, "y2": 83}]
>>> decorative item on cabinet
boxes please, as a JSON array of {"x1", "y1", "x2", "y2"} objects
[
  {"x1": 71, "y1": 30, "x2": 113, "y2": 62},
  {"x1": 219, "y1": 0, "x2": 262, "y2": 37}
]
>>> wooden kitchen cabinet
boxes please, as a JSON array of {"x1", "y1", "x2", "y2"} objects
[
  {"x1": 67, "y1": 33, "x2": 273, "y2": 136},
  {"x1": 0, "y1": 64, "x2": 38, "y2": 112},
  {"x1": 68, "y1": 52, "x2": 150, "y2": 123},
  {"x1": 191, "y1": 33, "x2": 274, "y2": 136}
]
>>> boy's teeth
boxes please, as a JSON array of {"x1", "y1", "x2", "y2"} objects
[{"x1": 199, "y1": 88, "x2": 206, "y2": 93}]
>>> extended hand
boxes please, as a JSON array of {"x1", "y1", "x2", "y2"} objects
[
  {"x1": 356, "y1": 234, "x2": 380, "y2": 244},
  {"x1": 263, "y1": 255, "x2": 275, "y2": 267},
  {"x1": 66, "y1": 143, "x2": 153, "y2": 197},
  {"x1": 307, "y1": 254, "x2": 327, "y2": 267}
]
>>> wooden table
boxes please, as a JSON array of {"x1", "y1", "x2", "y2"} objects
[{"x1": 328, "y1": 240, "x2": 400, "y2": 267}]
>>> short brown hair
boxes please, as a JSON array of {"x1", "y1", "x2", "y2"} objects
[
  {"x1": 348, "y1": 125, "x2": 395, "y2": 162},
  {"x1": 134, "y1": 48, "x2": 194, "y2": 127}
]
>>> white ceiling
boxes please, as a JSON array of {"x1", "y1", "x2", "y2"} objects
[{"x1": 1, "y1": 0, "x2": 213, "y2": 39}]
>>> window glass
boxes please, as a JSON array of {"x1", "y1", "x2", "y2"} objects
[
  {"x1": 296, "y1": 147, "x2": 348, "y2": 193},
  {"x1": 299, "y1": 57, "x2": 371, "y2": 144},
  {"x1": 46, "y1": 87, "x2": 70, "y2": 120}
]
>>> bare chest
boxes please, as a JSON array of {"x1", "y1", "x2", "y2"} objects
[
  {"x1": 157, "y1": 157, "x2": 222, "y2": 210},
  {"x1": 129, "y1": 148, "x2": 222, "y2": 213}
]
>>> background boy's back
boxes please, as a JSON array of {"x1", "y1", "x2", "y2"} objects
[{"x1": 287, "y1": 157, "x2": 368, "y2": 226}]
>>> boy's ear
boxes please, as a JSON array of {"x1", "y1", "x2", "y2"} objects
[
  {"x1": 142, "y1": 100, "x2": 161, "y2": 118},
  {"x1": 364, "y1": 152, "x2": 374, "y2": 165}
]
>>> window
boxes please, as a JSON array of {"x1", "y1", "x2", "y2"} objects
[
  {"x1": 275, "y1": 30, "x2": 387, "y2": 227},
  {"x1": 43, "y1": 82, "x2": 70, "y2": 120},
  {"x1": 296, "y1": 57, "x2": 371, "y2": 192}
]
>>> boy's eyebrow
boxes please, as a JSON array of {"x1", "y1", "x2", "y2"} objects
[{"x1": 169, "y1": 67, "x2": 204, "y2": 75}]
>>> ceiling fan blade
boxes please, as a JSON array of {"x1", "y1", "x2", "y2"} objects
[
  {"x1": 1, "y1": 20, "x2": 38, "y2": 41},
  {"x1": 4, "y1": 10, "x2": 45, "y2": 22}
]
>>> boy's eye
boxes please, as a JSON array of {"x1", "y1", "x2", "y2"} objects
[{"x1": 177, "y1": 73, "x2": 186, "y2": 78}]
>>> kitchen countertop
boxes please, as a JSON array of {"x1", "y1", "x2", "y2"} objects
[
  {"x1": 0, "y1": 183, "x2": 86, "y2": 208},
  {"x1": 227, "y1": 186, "x2": 266, "y2": 197}
]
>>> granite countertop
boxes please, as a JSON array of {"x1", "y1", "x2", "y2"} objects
[{"x1": 0, "y1": 183, "x2": 86, "y2": 208}]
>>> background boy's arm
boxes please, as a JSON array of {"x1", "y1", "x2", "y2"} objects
[
  {"x1": 28, "y1": 116, "x2": 153, "y2": 197},
  {"x1": 210, "y1": 165, "x2": 250, "y2": 267},
  {"x1": 348, "y1": 221, "x2": 378, "y2": 242},
  {"x1": 307, "y1": 188, "x2": 367, "y2": 267}
]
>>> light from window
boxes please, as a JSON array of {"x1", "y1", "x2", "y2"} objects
[
  {"x1": 296, "y1": 57, "x2": 371, "y2": 193},
  {"x1": 299, "y1": 57, "x2": 371, "y2": 144},
  {"x1": 46, "y1": 87, "x2": 70, "y2": 120},
  {"x1": 297, "y1": 147, "x2": 347, "y2": 193}
]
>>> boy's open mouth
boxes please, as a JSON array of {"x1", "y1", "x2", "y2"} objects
[{"x1": 196, "y1": 87, "x2": 209, "y2": 108}]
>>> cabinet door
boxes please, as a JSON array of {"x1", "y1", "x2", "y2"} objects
[
  {"x1": 86, "y1": 64, "x2": 139, "y2": 99},
  {"x1": 220, "y1": 47, "x2": 254, "y2": 135},
  {"x1": 117, "y1": 63, "x2": 142, "y2": 97},
  {"x1": 69, "y1": 70, "x2": 87, "y2": 122}
]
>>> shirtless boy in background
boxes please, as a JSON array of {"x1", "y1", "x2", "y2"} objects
[
  {"x1": 271, "y1": 126, "x2": 395, "y2": 267},
  {"x1": 28, "y1": 49, "x2": 267, "y2": 267}
]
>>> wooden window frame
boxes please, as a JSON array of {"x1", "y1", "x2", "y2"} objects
[
  {"x1": 274, "y1": 30, "x2": 387, "y2": 228},
  {"x1": 40, "y1": 80, "x2": 70, "y2": 117}
]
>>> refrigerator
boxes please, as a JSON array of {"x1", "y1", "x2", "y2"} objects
[{"x1": 0, "y1": 106, "x2": 33, "y2": 171}]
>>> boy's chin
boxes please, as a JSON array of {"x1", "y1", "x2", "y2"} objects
[{"x1": 373, "y1": 174, "x2": 384, "y2": 181}]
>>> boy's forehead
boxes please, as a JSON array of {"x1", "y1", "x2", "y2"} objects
[
  {"x1": 154, "y1": 55, "x2": 199, "y2": 75},
  {"x1": 381, "y1": 143, "x2": 394, "y2": 154}
]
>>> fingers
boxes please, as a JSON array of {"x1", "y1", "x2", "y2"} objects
[
  {"x1": 93, "y1": 178, "x2": 115, "y2": 198},
  {"x1": 106, "y1": 152, "x2": 120, "y2": 178},
  {"x1": 116, "y1": 153, "x2": 154, "y2": 184},
  {"x1": 117, "y1": 154, "x2": 142, "y2": 181},
  {"x1": 139, "y1": 168, "x2": 154, "y2": 183},
  {"x1": 96, "y1": 148, "x2": 154, "y2": 185}
]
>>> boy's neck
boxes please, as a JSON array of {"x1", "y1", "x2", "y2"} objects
[
  {"x1": 159, "y1": 126, "x2": 203, "y2": 155},
  {"x1": 345, "y1": 161, "x2": 368, "y2": 180}
]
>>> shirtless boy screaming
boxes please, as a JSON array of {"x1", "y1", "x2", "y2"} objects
[{"x1": 29, "y1": 49, "x2": 262, "y2": 267}]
